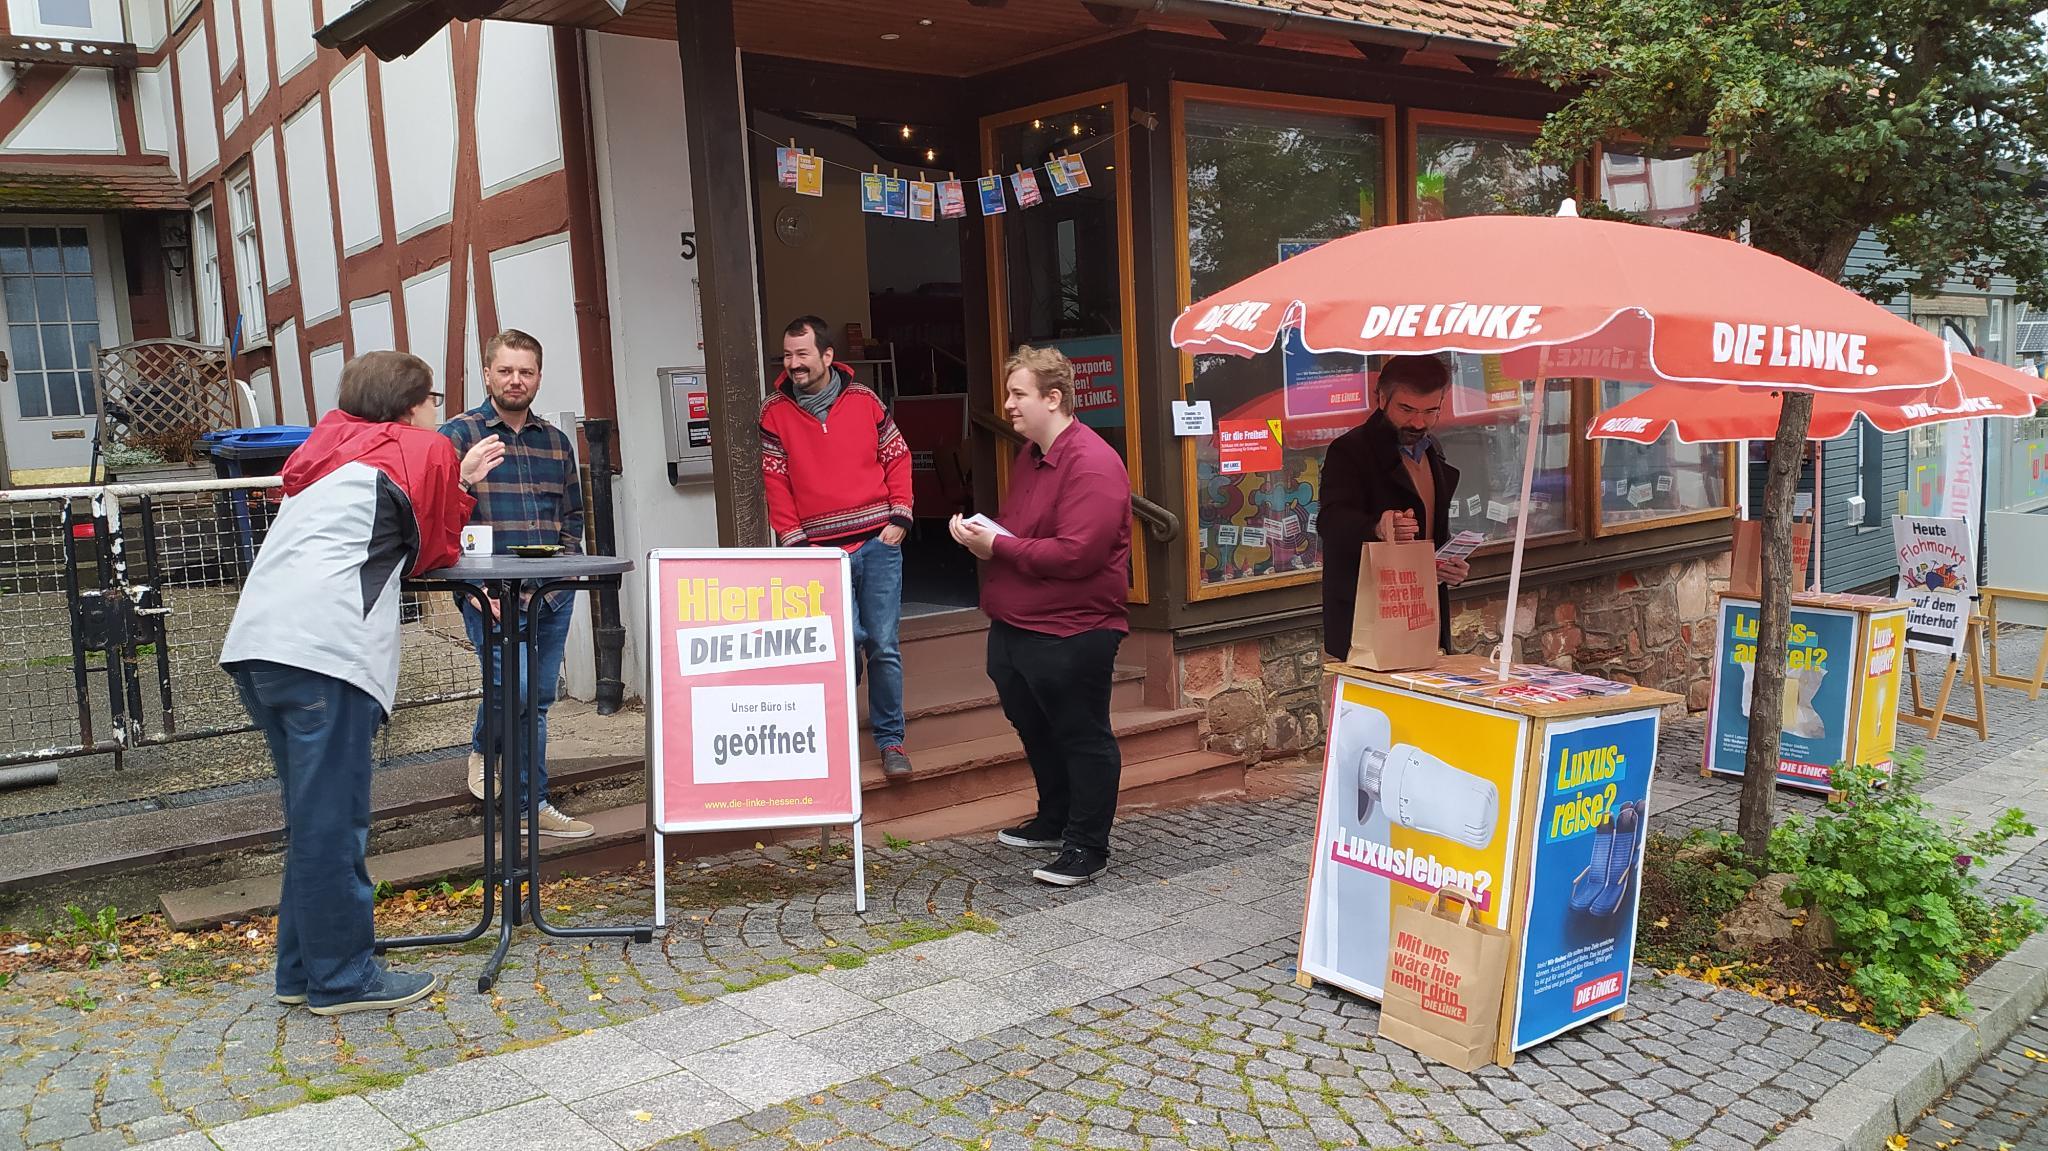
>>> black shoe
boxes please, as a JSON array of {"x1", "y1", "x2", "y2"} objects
[
  {"x1": 997, "y1": 823, "x2": 1062, "y2": 850},
  {"x1": 1033, "y1": 849, "x2": 1107, "y2": 887},
  {"x1": 880, "y1": 746, "x2": 913, "y2": 782},
  {"x1": 308, "y1": 970, "x2": 439, "y2": 1016}
]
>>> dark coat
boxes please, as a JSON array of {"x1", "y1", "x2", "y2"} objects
[{"x1": 1316, "y1": 409, "x2": 1461, "y2": 660}]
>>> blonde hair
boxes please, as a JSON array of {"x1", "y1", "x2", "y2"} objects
[
  {"x1": 484, "y1": 328, "x2": 544, "y2": 371},
  {"x1": 1003, "y1": 345, "x2": 1076, "y2": 416}
]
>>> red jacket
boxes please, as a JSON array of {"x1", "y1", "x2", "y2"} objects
[
  {"x1": 280, "y1": 411, "x2": 475, "y2": 574},
  {"x1": 760, "y1": 364, "x2": 913, "y2": 547}
]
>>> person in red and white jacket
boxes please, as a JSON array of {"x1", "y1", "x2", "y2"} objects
[
  {"x1": 760, "y1": 316, "x2": 916, "y2": 780},
  {"x1": 221, "y1": 351, "x2": 503, "y2": 1016}
]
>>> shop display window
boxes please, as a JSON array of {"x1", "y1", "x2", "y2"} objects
[
  {"x1": 1180, "y1": 93, "x2": 1390, "y2": 594},
  {"x1": 1594, "y1": 380, "x2": 1733, "y2": 528}
]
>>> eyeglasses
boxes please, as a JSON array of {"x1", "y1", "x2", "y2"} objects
[{"x1": 427, "y1": 391, "x2": 445, "y2": 404}]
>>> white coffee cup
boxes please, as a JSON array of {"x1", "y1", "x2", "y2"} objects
[{"x1": 461, "y1": 525, "x2": 494, "y2": 556}]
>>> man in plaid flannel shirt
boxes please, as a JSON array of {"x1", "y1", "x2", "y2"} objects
[{"x1": 439, "y1": 329, "x2": 592, "y2": 839}]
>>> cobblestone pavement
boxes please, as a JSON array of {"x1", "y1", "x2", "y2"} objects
[
  {"x1": 3, "y1": 628, "x2": 2045, "y2": 1150},
  {"x1": 1900, "y1": 1012, "x2": 2048, "y2": 1150}
]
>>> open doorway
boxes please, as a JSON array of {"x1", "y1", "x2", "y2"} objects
[{"x1": 749, "y1": 109, "x2": 977, "y2": 617}]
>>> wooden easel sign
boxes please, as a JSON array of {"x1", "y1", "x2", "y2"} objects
[{"x1": 1902, "y1": 614, "x2": 1989, "y2": 742}]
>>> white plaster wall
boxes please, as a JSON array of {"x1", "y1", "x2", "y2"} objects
[
  {"x1": 350, "y1": 293, "x2": 395, "y2": 354},
  {"x1": 221, "y1": 91, "x2": 244, "y2": 137},
  {"x1": 248, "y1": 367, "x2": 276, "y2": 424},
  {"x1": 379, "y1": 29, "x2": 456, "y2": 239},
  {"x1": 273, "y1": 320, "x2": 308, "y2": 424},
  {"x1": 462, "y1": 249, "x2": 481, "y2": 399},
  {"x1": 3, "y1": 69, "x2": 122, "y2": 154},
  {"x1": 212, "y1": 0, "x2": 238, "y2": 79},
  {"x1": 282, "y1": 98, "x2": 341, "y2": 323},
  {"x1": 126, "y1": 0, "x2": 164, "y2": 50},
  {"x1": 488, "y1": 234, "x2": 583, "y2": 417},
  {"x1": 137, "y1": 66, "x2": 177, "y2": 168},
  {"x1": 402, "y1": 262, "x2": 451, "y2": 388},
  {"x1": 271, "y1": 0, "x2": 318, "y2": 81},
  {"x1": 329, "y1": 61, "x2": 381, "y2": 253},
  {"x1": 0, "y1": 63, "x2": 14, "y2": 104},
  {"x1": 309, "y1": 342, "x2": 345, "y2": 414},
  {"x1": 589, "y1": 31, "x2": 726, "y2": 695},
  {"x1": 175, "y1": 28, "x2": 218, "y2": 175},
  {"x1": 474, "y1": 21, "x2": 563, "y2": 195},
  {"x1": 238, "y1": 0, "x2": 271, "y2": 104},
  {"x1": 251, "y1": 130, "x2": 290, "y2": 290}
]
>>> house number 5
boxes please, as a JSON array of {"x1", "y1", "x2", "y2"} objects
[{"x1": 679, "y1": 232, "x2": 697, "y2": 261}]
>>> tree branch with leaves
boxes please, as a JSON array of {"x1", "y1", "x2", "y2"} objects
[{"x1": 1510, "y1": 0, "x2": 2048, "y2": 856}]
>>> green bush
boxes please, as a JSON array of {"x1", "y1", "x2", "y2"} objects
[{"x1": 1769, "y1": 750, "x2": 2042, "y2": 1028}]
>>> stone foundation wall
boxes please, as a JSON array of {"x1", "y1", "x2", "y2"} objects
[{"x1": 1174, "y1": 552, "x2": 1729, "y2": 764}]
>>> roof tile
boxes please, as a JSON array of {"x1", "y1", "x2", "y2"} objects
[
  {"x1": 0, "y1": 162, "x2": 187, "y2": 212},
  {"x1": 1238, "y1": 0, "x2": 1524, "y2": 45}
]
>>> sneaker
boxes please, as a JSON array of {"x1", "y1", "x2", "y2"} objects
[
  {"x1": 1032, "y1": 849, "x2": 1107, "y2": 887},
  {"x1": 275, "y1": 992, "x2": 307, "y2": 1006},
  {"x1": 996, "y1": 823, "x2": 1062, "y2": 850},
  {"x1": 880, "y1": 746, "x2": 913, "y2": 782},
  {"x1": 466, "y1": 751, "x2": 485, "y2": 801},
  {"x1": 308, "y1": 970, "x2": 439, "y2": 1016},
  {"x1": 529, "y1": 802, "x2": 593, "y2": 839}
]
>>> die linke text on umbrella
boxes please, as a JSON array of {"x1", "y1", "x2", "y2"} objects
[{"x1": 1711, "y1": 322, "x2": 1879, "y2": 376}]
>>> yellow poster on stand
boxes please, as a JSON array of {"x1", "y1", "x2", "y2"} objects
[
  {"x1": 1855, "y1": 608, "x2": 1906, "y2": 772},
  {"x1": 1300, "y1": 676, "x2": 1530, "y2": 1002}
]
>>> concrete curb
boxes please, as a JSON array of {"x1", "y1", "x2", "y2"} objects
[{"x1": 1767, "y1": 932, "x2": 2048, "y2": 1151}]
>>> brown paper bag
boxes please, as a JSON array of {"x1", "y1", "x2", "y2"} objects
[
  {"x1": 1378, "y1": 887, "x2": 1512, "y2": 1072},
  {"x1": 1346, "y1": 541, "x2": 1441, "y2": 671},
  {"x1": 1728, "y1": 519, "x2": 1813, "y2": 599}
]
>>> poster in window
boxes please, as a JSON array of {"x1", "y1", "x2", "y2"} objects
[
  {"x1": 795, "y1": 154, "x2": 824, "y2": 198},
  {"x1": 1049, "y1": 335, "x2": 1123, "y2": 431},
  {"x1": 1277, "y1": 240, "x2": 1372, "y2": 421},
  {"x1": 1010, "y1": 167, "x2": 1044, "y2": 208},
  {"x1": 909, "y1": 180, "x2": 936, "y2": 223},
  {"x1": 860, "y1": 173, "x2": 887, "y2": 215},
  {"x1": 936, "y1": 179, "x2": 966, "y2": 219},
  {"x1": 1217, "y1": 419, "x2": 1283, "y2": 475},
  {"x1": 977, "y1": 175, "x2": 1007, "y2": 215}
]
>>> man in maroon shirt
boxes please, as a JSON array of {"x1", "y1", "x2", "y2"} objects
[{"x1": 949, "y1": 346, "x2": 1132, "y2": 887}]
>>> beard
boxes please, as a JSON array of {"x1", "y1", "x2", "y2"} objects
[
  {"x1": 1396, "y1": 428, "x2": 1426, "y2": 445},
  {"x1": 492, "y1": 390, "x2": 535, "y2": 413}
]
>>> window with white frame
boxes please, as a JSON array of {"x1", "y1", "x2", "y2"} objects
[
  {"x1": 8, "y1": 0, "x2": 127, "y2": 41},
  {"x1": 192, "y1": 200, "x2": 223, "y2": 348},
  {"x1": 225, "y1": 171, "x2": 268, "y2": 344}
]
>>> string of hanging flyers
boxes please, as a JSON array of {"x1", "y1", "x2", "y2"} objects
[{"x1": 753, "y1": 119, "x2": 1128, "y2": 222}]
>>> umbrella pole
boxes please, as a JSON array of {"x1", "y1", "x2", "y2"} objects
[{"x1": 1498, "y1": 375, "x2": 1546, "y2": 680}]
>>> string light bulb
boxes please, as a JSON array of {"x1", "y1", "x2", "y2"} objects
[{"x1": 900, "y1": 125, "x2": 912, "y2": 139}]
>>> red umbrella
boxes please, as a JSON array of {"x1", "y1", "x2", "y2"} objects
[
  {"x1": 1587, "y1": 353, "x2": 2048, "y2": 443},
  {"x1": 1171, "y1": 204, "x2": 1956, "y2": 677},
  {"x1": 1174, "y1": 210, "x2": 1954, "y2": 393}
]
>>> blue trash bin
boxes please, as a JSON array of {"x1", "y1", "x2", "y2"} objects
[{"x1": 202, "y1": 426, "x2": 312, "y2": 571}]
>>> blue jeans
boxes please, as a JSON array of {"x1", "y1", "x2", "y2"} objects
[
  {"x1": 849, "y1": 536, "x2": 905, "y2": 752},
  {"x1": 461, "y1": 595, "x2": 575, "y2": 808},
  {"x1": 230, "y1": 660, "x2": 383, "y2": 1006}
]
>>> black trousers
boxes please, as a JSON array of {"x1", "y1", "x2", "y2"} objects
[{"x1": 986, "y1": 620, "x2": 1124, "y2": 858}]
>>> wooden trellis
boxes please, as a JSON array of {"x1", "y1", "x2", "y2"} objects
[{"x1": 94, "y1": 340, "x2": 236, "y2": 462}]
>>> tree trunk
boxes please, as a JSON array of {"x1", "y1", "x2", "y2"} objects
[{"x1": 1737, "y1": 388, "x2": 1816, "y2": 859}]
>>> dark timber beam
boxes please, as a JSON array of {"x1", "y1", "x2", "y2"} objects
[
  {"x1": 1081, "y1": 1, "x2": 1135, "y2": 25},
  {"x1": 1353, "y1": 40, "x2": 1407, "y2": 66},
  {"x1": 1209, "y1": 19, "x2": 1265, "y2": 45},
  {"x1": 676, "y1": 0, "x2": 770, "y2": 547},
  {"x1": 1459, "y1": 54, "x2": 1501, "y2": 76}
]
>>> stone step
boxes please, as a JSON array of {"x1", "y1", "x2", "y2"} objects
[
  {"x1": 855, "y1": 707, "x2": 1207, "y2": 822},
  {"x1": 862, "y1": 749, "x2": 1248, "y2": 845},
  {"x1": 159, "y1": 805, "x2": 656, "y2": 930},
  {"x1": 858, "y1": 664, "x2": 1147, "y2": 756}
]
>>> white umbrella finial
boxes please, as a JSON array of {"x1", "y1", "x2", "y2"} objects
[{"x1": 1557, "y1": 198, "x2": 1580, "y2": 218}]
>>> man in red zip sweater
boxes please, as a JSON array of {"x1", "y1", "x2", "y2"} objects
[
  {"x1": 761, "y1": 316, "x2": 916, "y2": 780},
  {"x1": 950, "y1": 345, "x2": 1131, "y2": 887}
]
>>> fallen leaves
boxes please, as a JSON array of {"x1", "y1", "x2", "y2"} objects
[
  {"x1": 1886, "y1": 1134, "x2": 1908, "y2": 1151},
  {"x1": 631, "y1": 1110, "x2": 653, "y2": 1123}
]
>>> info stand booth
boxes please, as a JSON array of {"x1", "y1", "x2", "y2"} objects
[
  {"x1": 1299, "y1": 654, "x2": 1679, "y2": 1067},
  {"x1": 1702, "y1": 591, "x2": 1908, "y2": 793}
]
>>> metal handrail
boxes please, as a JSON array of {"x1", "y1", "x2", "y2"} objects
[{"x1": 967, "y1": 408, "x2": 1181, "y2": 543}]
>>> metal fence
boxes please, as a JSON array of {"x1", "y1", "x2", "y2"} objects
[{"x1": 0, "y1": 475, "x2": 480, "y2": 783}]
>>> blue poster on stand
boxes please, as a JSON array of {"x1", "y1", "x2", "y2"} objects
[
  {"x1": 1278, "y1": 239, "x2": 1372, "y2": 422},
  {"x1": 1513, "y1": 709, "x2": 1660, "y2": 1050},
  {"x1": 1706, "y1": 598, "x2": 1857, "y2": 791}
]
